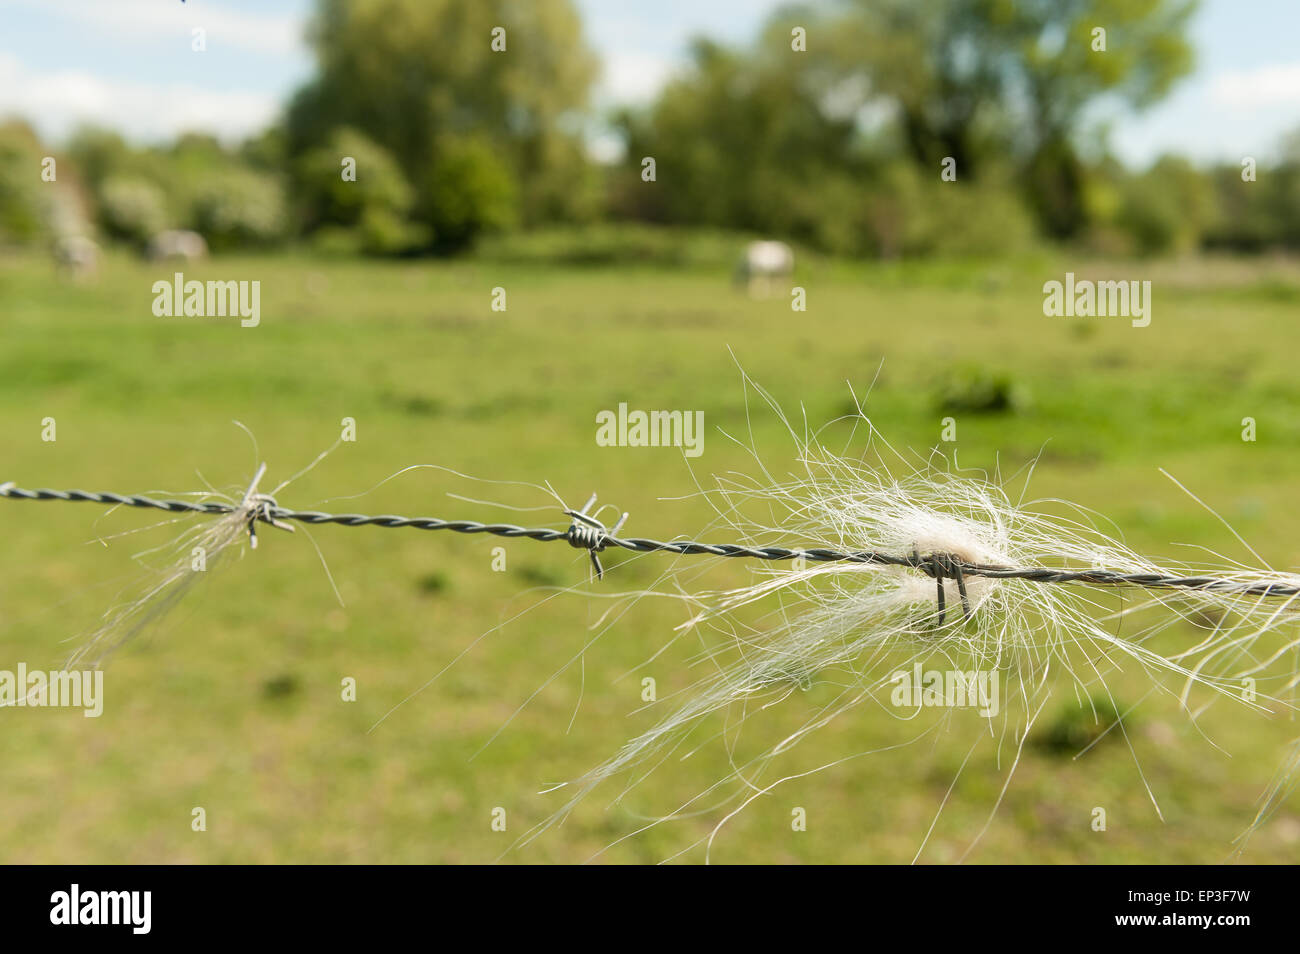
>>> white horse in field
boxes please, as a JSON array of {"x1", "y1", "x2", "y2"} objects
[
  {"x1": 146, "y1": 229, "x2": 208, "y2": 262},
  {"x1": 735, "y1": 240, "x2": 794, "y2": 298},
  {"x1": 52, "y1": 234, "x2": 100, "y2": 282}
]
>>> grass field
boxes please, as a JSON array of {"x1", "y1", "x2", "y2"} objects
[{"x1": 1, "y1": 246, "x2": 1298, "y2": 863}]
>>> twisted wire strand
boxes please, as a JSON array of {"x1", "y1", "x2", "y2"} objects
[{"x1": 3, "y1": 482, "x2": 1299, "y2": 599}]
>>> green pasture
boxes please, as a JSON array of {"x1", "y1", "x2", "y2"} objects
[{"x1": 0, "y1": 247, "x2": 1298, "y2": 862}]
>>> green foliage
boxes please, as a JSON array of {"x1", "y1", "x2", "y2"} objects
[
  {"x1": 296, "y1": 127, "x2": 413, "y2": 231},
  {"x1": 1203, "y1": 149, "x2": 1300, "y2": 253},
  {"x1": 1203, "y1": 166, "x2": 1276, "y2": 252},
  {"x1": 186, "y1": 168, "x2": 289, "y2": 250},
  {"x1": 359, "y1": 206, "x2": 431, "y2": 256},
  {"x1": 677, "y1": 0, "x2": 1200, "y2": 242},
  {"x1": 935, "y1": 365, "x2": 1030, "y2": 414},
  {"x1": 864, "y1": 165, "x2": 1039, "y2": 258},
  {"x1": 416, "y1": 135, "x2": 518, "y2": 250},
  {"x1": 308, "y1": 224, "x2": 365, "y2": 256},
  {"x1": 286, "y1": 0, "x2": 596, "y2": 236},
  {"x1": 614, "y1": 0, "x2": 1191, "y2": 254},
  {"x1": 617, "y1": 36, "x2": 1038, "y2": 262},
  {"x1": 1036, "y1": 697, "x2": 1129, "y2": 756},
  {"x1": 63, "y1": 125, "x2": 294, "y2": 252},
  {"x1": 613, "y1": 38, "x2": 876, "y2": 254},
  {"x1": 933, "y1": 185, "x2": 1038, "y2": 257},
  {"x1": 97, "y1": 176, "x2": 169, "y2": 245},
  {"x1": 9, "y1": 0, "x2": 1283, "y2": 263},
  {"x1": 1115, "y1": 157, "x2": 1218, "y2": 256},
  {"x1": 802, "y1": 0, "x2": 1019, "y2": 177},
  {"x1": 476, "y1": 222, "x2": 761, "y2": 268},
  {"x1": 0, "y1": 120, "x2": 51, "y2": 245},
  {"x1": 66, "y1": 126, "x2": 134, "y2": 190},
  {"x1": 239, "y1": 125, "x2": 289, "y2": 172},
  {"x1": 1023, "y1": 136, "x2": 1090, "y2": 239}
]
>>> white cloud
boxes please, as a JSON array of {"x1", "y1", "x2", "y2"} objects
[
  {"x1": 10, "y1": 0, "x2": 306, "y2": 58},
  {"x1": 0, "y1": 54, "x2": 281, "y2": 143},
  {"x1": 1210, "y1": 63, "x2": 1300, "y2": 107}
]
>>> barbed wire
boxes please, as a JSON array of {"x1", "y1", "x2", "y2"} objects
[{"x1": 3, "y1": 482, "x2": 1299, "y2": 625}]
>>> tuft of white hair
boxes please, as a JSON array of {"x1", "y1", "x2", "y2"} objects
[
  {"x1": 523, "y1": 407, "x2": 1300, "y2": 858},
  {"x1": 63, "y1": 463, "x2": 289, "y2": 669}
]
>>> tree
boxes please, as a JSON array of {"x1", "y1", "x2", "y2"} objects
[
  {"x1": 188, "y1": 168, "x2": 289, "y2": 250},
  {"x1": 789, "y1": 0, "x2": 1013, "y2": 178},
  {"x1": 297, "y1": 127, "x2": 413, "y2": 229},
  {"x1": 811, "y1": 0, "x2": 1199, "y2": 236},
  {"x1": 286, "y1": 0, "x2": 597, "y2": 247},
  {"x1": 98, "y1": 176, "x2": 169, "y2": 245},
  {"x1": 66, "y1": 126, "x2": 133, "y2": 190},
  {"x1": 1114, "y1": 155, "x2": 1217, "y2": 255},
  {"x1": 416, "y1": 134, "x2": 518, "y2": 249},
  {"x1": 0, "y1": 121, "x2": 54, "y2": 244},
  {"x1": 615, "y1": 37, "x2": 869, "y2": 250}
]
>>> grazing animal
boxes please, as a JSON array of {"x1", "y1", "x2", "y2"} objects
[
  {"x1": 52, "y1": 234, "x2": 100, "y2": 282},
  {"x1": 735, "y1": 240, "x2": 794, "y2": 298},
  {"x1": 146, "y1": 229, "x2": 208, "y2": 262}
]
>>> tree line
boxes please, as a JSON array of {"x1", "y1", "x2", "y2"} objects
[{"x1": 3, "y1": 0, "x2": 1298, "y2": 260}]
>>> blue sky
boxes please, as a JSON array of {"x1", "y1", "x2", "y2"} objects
[{"x1": 1, "y1": 0, "x2": 1298, "y2": 165}]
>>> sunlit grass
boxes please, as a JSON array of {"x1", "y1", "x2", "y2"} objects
[{"x1": 0, "y1": 248, "x2": 1296, "y2": 862}]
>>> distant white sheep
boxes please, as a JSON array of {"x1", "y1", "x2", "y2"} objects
[
  {"x1": 52, "y1": 234, "x2": 100, "y2": 282},
  {"x1": 147, "y1": 229, "x2": 208, "y2": 262},
  {"x1": 735, "y1": 240, "x2": 793, "y2": 298}
]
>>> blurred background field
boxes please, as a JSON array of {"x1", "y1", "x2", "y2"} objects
[
  {"x1": 1, "y1": 247, "x2": 1298, "y2": 863},
  {"x1": 2, "y1": 0, "x2": 1300, "y2": 862}
]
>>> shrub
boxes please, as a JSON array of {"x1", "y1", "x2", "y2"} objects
[
  {"x1": 416, "y1": 136, "x2": 518, "y2": 251},
  {"x1": 296, "y1": 127, "x2": 413, "y2": 232},
  {"x1": 865, "y1": 166, "x2": 1037, "y2": 259},
  {"x1": 476, "y1": 223, "x2": 758, "y2": 269},
  {"x1": 935, "y1": 366, "x2": 1029, "y2": 415},
  {"x1": 358, "y1": 206, "x2": 431, "y2": 256},
  {"x1": 0, "y1": 121, "x2": 50, "y2": 244},
  {"x1": 187, "y1": 168, "x2": 288, "y2": 250},
  {"x1": 97, "y1": 176, "x2": 169, "y2": 244}
]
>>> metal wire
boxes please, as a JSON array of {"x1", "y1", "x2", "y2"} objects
[{"x1": 3, "y1": 482, "x2": 1299, "y2": 600}]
